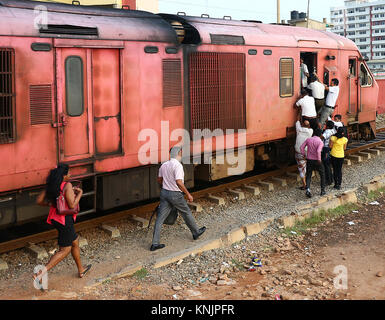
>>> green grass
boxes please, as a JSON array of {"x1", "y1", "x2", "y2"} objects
[
  {"x1": 282, "y1": 203, "x2": 359, "y2": 237},
  {"x1": 283, "y1": 184, "x2": 385, "y2": 237},
  {"x1": 132, "y1": 268, "x2": 149, "y2": 280},
  {"x1": 367, "y1": 187, "x2": 385, "y2": 202}
]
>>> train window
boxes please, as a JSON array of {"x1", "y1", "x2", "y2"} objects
[
  {"x1": 349, "y1": 58, "x2": 357, "y2": 76},
  {"x1": 0, "y1": 48, "x2": 16, "y2": 144},
  {"x1": 248, "y1": 49, "x2": 257, "y2": 55},
  {"x1": 279, "y1": 58, "x2": 294, "y2": 98},
  {"x1": 31, "y1": 43, "x2": 52, "y2": 52},
  {"x1": 323, "y1": 70, "x2": 330, "y2": 86},
  {"x1": 163, "y1": 59, "x2": 182, "y2": 107},
  {"x1": 65, "y1": 56, "x2": 84, "y2": 117},
  {"x1": 264, "y1": 50, "x2": 273, "y2": 56},
  {"x1": 360, "y1": 63, "x2": 373, "y2": 87},
  {"x1": 144, "y1": 46, "x2": 159, "y2": 54},
  {"x1": 166, "y1": 47, "x2": 178, "y2": 54}
]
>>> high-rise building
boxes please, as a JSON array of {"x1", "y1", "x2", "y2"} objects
[{"x1": 330, "y1": 0, "x2": 385, "y2": 70}]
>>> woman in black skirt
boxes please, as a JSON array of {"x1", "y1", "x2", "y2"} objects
[{"x1": 34, "y1": 164, "x2": 91, "y2": 285}]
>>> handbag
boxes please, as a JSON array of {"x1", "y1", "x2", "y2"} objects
[
  {"x1": 56, "y1": 183, "x2": 79, "y2": 215},
  {"x1": 148, "y1": 205, "x2": 179, "y2": 230}
]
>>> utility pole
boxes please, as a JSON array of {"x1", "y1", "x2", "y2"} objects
[
  {"x1": 307, "y1": 0, "x2": 310, "y2": 28},
  {"x1": 277, "y1": 0, "x2": 280, "y2": 24}
]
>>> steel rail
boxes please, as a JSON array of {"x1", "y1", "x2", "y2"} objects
[{"x1": 1, "y1": 132, "x2": 385, "y2": 254}]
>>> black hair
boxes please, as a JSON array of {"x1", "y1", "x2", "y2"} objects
[
  {"x1": 334, "y1": 114, "x2": 342, "y2": 121},
  {"x1": 326, "y1": 120, "x2": 335, "y2": 129},
  {"x1": 300, "y1": 88, "x2": 308, "y2": 96},
  {"x1": 314, "y1": 128, "x2": 323, "y2": 137},
  {"x1": 45, "y1": 164, "x2": 69, "y2": 204},
  {"x1": 334, "y1": 126, "x2": 345, "y2": 139},
  {"x1": 332, "y1": 78, "x2": 339, "y2": 86},
  {"x1": 170, "y1": 146, "x2": 182, "y2": 159},
  {"x1": 309, "y1": 75, "x2": 317, "y2": 83}
]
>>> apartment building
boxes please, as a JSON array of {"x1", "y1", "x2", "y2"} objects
[{"x1": 331, "y1": 0, "x2": 385, "y2": 70}]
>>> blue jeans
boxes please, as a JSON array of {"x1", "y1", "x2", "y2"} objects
[{"x1": 152, "y1": 189, "x2": 199, "y2": 245}]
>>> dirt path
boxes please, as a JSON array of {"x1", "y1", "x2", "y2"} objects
[{"x1": 2, "y1": 193, "x2": 383, "y2": 301}]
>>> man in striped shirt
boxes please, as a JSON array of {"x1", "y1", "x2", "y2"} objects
[{"x1": 300, "y1": 128, "x2": 326, "y2": 198}]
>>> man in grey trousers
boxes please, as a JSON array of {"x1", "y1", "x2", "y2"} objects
[{"x1": 151, "y1": 147, "x2": 206, "y2": 252}]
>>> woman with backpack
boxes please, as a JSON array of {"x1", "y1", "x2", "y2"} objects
[
  {"x1": 329, "y1": 127, "x2": 349, "y2": 190},
  {"x1": 34, "y1": 164, "x2": 91, "y2": 286}
]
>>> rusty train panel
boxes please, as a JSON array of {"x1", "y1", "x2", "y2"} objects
[{"x1": 0, "y1": 0, "x2": 380, "y2": 226}]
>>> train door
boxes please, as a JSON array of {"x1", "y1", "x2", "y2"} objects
[
  {"x1": 348, "y1": 57, "x2": 359, "y2": 115},
  {"x1": 300, "y1": 52, "x2": 318, "y2": 88},
  {"x1": 56, "y1": 48, "x2": 94, "y2": 162},
  {"x1": 91, "y1": 49, "x2": 122, "y2": 157}
]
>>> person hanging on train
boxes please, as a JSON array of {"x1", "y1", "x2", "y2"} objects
[
  {"x1": 321, "y1": 121, "x2": 337, "y2": 187},
  {"x1": 295, "y1": 88, "x2": 319, "y2": 131},
  {"x1": 151, "y1": 146, "x2": 206, "y2": 252},
  {"x1": 333, "y1": 114, "x2": 344, "y2": 130},
  {"x1": 319, "y1": 78, "x2": 340, "y2": 128},
  {"x1": 330, "y1": 114, "x2": 349, "y2": 140},
  {"x1": 300, "y1": 128, "x2": 326, "y2": 198},
  {"x1": 300, "y1": 58, "x2": 310, "y2": 88},
  {"x1": 294, "y1": 110, "x2": 314, "y2": 190},
  {"x1": 307, "y1": 75, "x2": 325, "y2": 115},
  {"x1": 329, "y1": 127, "x2": 349, "y2": 190},
  {"x1": 34, "y1": 164, "x2": 91, "y2": 286}
]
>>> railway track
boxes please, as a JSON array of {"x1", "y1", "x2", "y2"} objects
[{"x1": 1, "y1": 131, "x2": 385, "y2": 255}]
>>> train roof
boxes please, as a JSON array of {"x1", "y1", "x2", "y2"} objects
[
  {"x1": 159, "y1": 14, "x2": 359, "y2": 51},
  {"x1": 0, "y1": 0, "x2": 358, "y2": 52},
  {"x1": 0, "y1": 0, "x2": 178, "y2": 43}
]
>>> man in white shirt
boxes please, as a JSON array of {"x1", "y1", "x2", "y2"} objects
[
  {"x1": 295, "y1": 111, "x2": 314, "y2": 190},
  {"x1": 151, "y1": 147, "x2": 206, "y2": 251},
  {"x1": 295, "y1": 88, "x2": 319, "y2": 130},
  {"x1": 333, "y1": 114, "x2": 344, "y2": 130},
  {"x1": 301, "y1": 58, "x2": 309, "y2": 88},
  {"x1": 319, "y1": 78, "x2": 340, "y2": 128},
  {"x1": 307, "y1": 75, "x2": 325, "y2": 114}
]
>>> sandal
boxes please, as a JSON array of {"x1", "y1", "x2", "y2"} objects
[
  {"x1": 33, "y1": 272, "x2": 45, "y2": 291},
  {"x1": 79, "y1": 264, "x2": 92, "y2": 278}
]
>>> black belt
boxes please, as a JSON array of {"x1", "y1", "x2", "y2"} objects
[
  {"x1": 325, "y1": 105, "x2": 335, "y2": 109},
  {"x1": 315, "y1": 98, "x2": 325, "y2": 101}
]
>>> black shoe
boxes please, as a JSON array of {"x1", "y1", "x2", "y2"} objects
[
  {"x1": 193, "y1": 227, "x2": 206, "y2": 240},
  {"x1": 150, "y1": 244, "x2": 165, "y2": 252},
  {"x1": 299, "y1": 186, "x2": 306, "y2": 191},
  {"x1": 320, "y1": 190, "x2": 326, "y2": 196},
  {"x1": 306, "y1": 191, "x2": 312, "y2": 198}
]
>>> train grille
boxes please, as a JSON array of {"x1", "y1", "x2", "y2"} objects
[
  {"x1": 0, "y1": 48, "x2": 15, "y2": 144},
  {"x1": 163, "y1": 59, "x2": 182, "y2": 108},
  {"x1": 189, "y1": 52, "x2": 246, "y2": 133},
  {"x1": 29, "y1": 85, "x2": 53, "y2": 125}
]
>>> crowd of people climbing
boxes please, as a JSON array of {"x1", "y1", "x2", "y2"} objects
[{"x1": 296, "y1": 60, "x2": 349, "y2": 199}]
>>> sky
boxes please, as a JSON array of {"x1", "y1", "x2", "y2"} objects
[{"x1": 158, "y1": 0, "x2": 346, "y2": 23}]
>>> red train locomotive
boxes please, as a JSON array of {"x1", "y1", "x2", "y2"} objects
[{"x1": 0, "y1": 0, "x2": 379, "y2": 228}]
